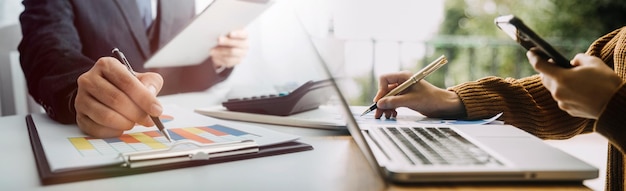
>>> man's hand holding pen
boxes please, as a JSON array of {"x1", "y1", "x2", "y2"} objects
[
  {"x1": 73, "y1": 28, "x2": 248, "y2": 139},
  {"x1": 75, "y1": 57, "x2": 164, "y2": 138}
]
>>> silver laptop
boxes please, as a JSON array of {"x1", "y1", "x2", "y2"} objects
[{"x1": 291, "y1": 14, "x2": 599, "y2": 183}]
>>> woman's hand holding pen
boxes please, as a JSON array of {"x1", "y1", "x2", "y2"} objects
[
  {"x1": 210, "y1": 30, "x2": 249, "y2": 71},
  {"x1": 75, "y1": 57, "x2": 164, "y2": 138},
  {"x1": 373, "y1": 71, "x2": 466, "y2": 119}
]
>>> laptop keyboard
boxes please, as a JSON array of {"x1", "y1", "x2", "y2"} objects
[{"x1": 381, "y1": 127, "x2": 502, "y2": 166}]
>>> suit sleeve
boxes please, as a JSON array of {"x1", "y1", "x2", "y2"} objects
[{"x1": 18, "y1": 0, "x2": 94, "y2": 123}]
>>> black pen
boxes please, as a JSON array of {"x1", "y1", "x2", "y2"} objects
[
  {"x1": 360, "y1": 55, "x2": 448, "y2": 116},
  {"x1": 112, "y1": 48, "x2": 173, "y2": 142}
]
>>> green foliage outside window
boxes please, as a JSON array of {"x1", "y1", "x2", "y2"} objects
[{"x1": 349, "y1": 0, "x2": 626, "y2": 105}]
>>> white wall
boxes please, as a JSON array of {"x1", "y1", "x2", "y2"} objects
[
  {"x1": 225, "y1": 0, "x2": 447, "y2": 78},
  {"x1": 0, "y1": 0, "x2": 446, "y2": 114},
  {"x1": 223, "y1": 0, "x2": 333, "y2": 97},
  {"x1": 0, "y1": 0, "x2": 22, "y2": 28},
  {"x1": 0, "y1": 0, "x2": 24, "y2": 116},
  {"x1": 223, "y1": 0, "x2": 446, "y2": 100}
]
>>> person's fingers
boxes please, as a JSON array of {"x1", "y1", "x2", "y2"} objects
[
  {"x1": 373, "y1": 84, "x2": 399, "y2": 103},
  {"x1": 384, "y1": 110, "x2": 393, "y2": 119},
  {"x1": 215, "y1": 58, "x2": 242, "y2": 68},
  {"x1": 384, "y1": 111, "x2": 392, "y2": 119},
  {"x1": 77, "y1": 70, "x2": 154, "y2": 127},
  {"x1": 210, "y1": 46, "x2": 247, "y2": 68},
  {"x1": 374, "y1": 71, "x2": 412, "y2": 101},
  {"x1": 74, "y1": 89, "x2": 137, "y2": 131},
  {"x1": 570, "y1": 53, "x2": 601, "y2": 67},
  {"x1": 97, "y1": 57, "x2": 163, "y2": 117},
  {"x1": 129, "y1": 73, "x2": 163, "y2": 127},
  {"x1": 215, "y1": 57, "x2": 242, "y2": 68},
  {"x1": 217, "y1": 35, "x2": 249, "y2": 49},
  {"x1": 526, "y1": 49, "x2": 562, "y2": 77},
  {"x1": 374, "y1": 109, "x2": 383, "y2": 119},
  {"x1": 211, "y1": 47, "x2": 247, "y2": 60},
  {"x1": 227, "y1": 30, "x2": 249, "y2": 40},
  {"x1": 74, "y1": 57, "x2": 164, "y2": 138},
  {"x1": 376, "y1": 95, "x2": 408, "y2": 110},
  {"x1": 76, "y1": 113, "x2": 125, "y2": 138},
  {"x1": 136, "y1": 72, "x2": 164, "y2": 96},
  {"x1": 80, "y1": 58, "x2": 157, "y2": 126},
  {"x1": 374, "y1": 109, "x2": 396, "y2": 119}
]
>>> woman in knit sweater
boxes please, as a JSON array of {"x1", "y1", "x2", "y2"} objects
[{"x1": 373, "y1": 27, "x2": 626, "y2": 190}]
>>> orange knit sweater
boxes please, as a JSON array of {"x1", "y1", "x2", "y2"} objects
[{"x1": 450, "y1": 27, "x2": 626, "y2": 190}]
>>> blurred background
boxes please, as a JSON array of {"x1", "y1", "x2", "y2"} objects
[
  {"x1": 1, "y1": 0, "x2": 626, "y2": 111},
  {"x1": 327, "y1": 0, "x2": 626, "y2": 106},
  {"x1": 0, "y1": 1, "x2": 621, "y2": 190}
]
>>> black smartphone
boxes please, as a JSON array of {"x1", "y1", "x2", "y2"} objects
[{"x1": 495, "y1": 15, "x2": 572, "y2": 68}]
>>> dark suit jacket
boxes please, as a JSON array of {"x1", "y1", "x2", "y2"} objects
[{"x1": 18, "y1": 0, "x2": 232, "y2": 123}]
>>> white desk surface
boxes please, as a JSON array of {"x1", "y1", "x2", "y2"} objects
[{"x1": 0, "y1": 91, "x2": 606, "y2": 191}]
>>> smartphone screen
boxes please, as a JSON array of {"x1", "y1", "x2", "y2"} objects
[{"x1": 495, "y1": 15, "x2": 572, "y2": 68}]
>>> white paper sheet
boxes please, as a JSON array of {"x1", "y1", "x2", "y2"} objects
[
  {"x1": 350, "y1": 106, "x2": 503, "y2": 126},
  {"x1": 144, "y1": 0, "x2": 275, "y2": 68}
]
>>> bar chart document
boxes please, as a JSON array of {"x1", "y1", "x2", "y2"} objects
[{"x1": 27, "y1": 104, "x2": 311, "y2": 184}]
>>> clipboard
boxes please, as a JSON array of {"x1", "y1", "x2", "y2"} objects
[
  {"x1": 26, "y1": 115, "x2": 313, "y2": 185},
  {"x1": 144, "y1": 0, "x2": 275, "y2": 68}
]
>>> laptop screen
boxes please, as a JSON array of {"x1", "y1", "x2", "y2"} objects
[{"x1": 291, "y1": 15, "x2": 389, "y2": 185}]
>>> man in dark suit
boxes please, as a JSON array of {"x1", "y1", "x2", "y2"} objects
[{"x1": 18, "y1": 0, "x2": 249, "y2": 137}]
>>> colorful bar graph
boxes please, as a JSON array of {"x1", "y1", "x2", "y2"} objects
[
  {"x1": 200, "y1": 126, "x2": 228, "y2": 136},
  {"x1": 170, "y1": 128, "x2": 214, "y2": 144},
  {"x1": 68, "y1": 125, "x2": 259, "y2": 157},
  {"x1": 129, "y1": 132, "x2": 168, "y2": 149},
  {"x1": 68, "y1": 137, "x2": 94, "y2": 150},
  {"x1": 118, "y1": 134, "x2": 140, "y2": 143}
]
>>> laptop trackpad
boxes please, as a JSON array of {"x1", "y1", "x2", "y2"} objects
[
  {"x1": 455, "y1": 125, "x2": 589, "y2": 169},
  {"x1": 480, "y1": 137, "x2": 592, "y2": 170},
  {"x1": 453, "y1": 125, "x2": 534, "y2": 138},
  {"x1": 456, "y1": 131, "x2": 586, "y2": 170}
]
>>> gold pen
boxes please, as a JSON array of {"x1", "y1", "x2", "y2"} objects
[
  {"x1": 112, "y1": 48, "x2": 173, "y2": 142},
  {"x1": 360, "y1": 55, "x2": 448, "y2": 116}
]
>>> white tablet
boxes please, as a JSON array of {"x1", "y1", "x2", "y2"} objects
[{"x1": 144, "y1": 0, "x2": 274, "y2": 68}]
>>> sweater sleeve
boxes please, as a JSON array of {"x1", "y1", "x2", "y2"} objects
[
  {"x1": 449, "y1": 76, "x2": 593, "y2": 140},
  {"x1": 591, "y1": 26, "x2": 626, "y2": 154},
  {"x1": 596, "y1": 84, "x2": 626, "y2": 153}
]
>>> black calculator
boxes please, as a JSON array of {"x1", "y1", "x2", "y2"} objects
[{"x1": 222, "y1": 80, "x2": 333, "y2": 116}]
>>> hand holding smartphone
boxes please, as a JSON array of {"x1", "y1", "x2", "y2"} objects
[{"x1": 495, "y1": 15, "x2": 573, "y2": 68}]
